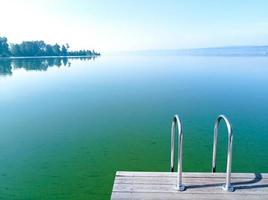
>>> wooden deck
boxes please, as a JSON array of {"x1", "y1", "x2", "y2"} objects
[{"x1": 111, "y1": 171, "x2": 268, "y2": 199}]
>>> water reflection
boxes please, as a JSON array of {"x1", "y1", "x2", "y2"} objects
[{"x1": 0, "y1": 57, "x2": 96, "y2": 76}]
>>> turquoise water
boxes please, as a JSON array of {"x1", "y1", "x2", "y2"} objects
[{"x1": 0, "y1": 56, "x2": 268, "y2": 199}]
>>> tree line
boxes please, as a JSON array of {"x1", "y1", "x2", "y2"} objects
[{"x1": 0, "y1": 36, "x2": 100, "y2": 57}]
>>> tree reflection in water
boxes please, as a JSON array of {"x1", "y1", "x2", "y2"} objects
[{"x1": 0, "y1": 57, "x2": 96, "y2": 76}]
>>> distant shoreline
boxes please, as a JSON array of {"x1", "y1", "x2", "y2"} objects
[{"x1": 116, "y1": 46, "x2": 268, "y2": 57}]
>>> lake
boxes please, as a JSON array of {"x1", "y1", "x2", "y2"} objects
[{"x1": 0, "y1": 55, "x2": 268, "y2": 199}]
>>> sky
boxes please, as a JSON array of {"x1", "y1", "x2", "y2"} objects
[{"x1": 1, "y1": 0, "x2": 268, "y2": 52}]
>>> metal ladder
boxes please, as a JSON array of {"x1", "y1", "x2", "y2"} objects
[
  {"x1": 170, "y1": 115, "x2": 185, "y2": 191},
  {"x1": 170, "y1": 114, "x2": 234, "y2": 192}
]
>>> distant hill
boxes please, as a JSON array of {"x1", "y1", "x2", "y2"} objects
[
  {"x1": 124, "y1": 46, "x2": 268, "y2": 56},
  {"x1": 177, "y1": 46, "x2": 268, "y2": 56}
]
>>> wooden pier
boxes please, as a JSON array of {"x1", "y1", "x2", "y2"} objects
[{"x1": 111, "y1": 171, "x2": 268, "y2": 199}]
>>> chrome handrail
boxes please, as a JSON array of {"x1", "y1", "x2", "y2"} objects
[
  {"x1": 170, "y1": 115, "x2": 185, "y2": 191},
  {"x1": 212, "y1": 115, "x2": 234, "y2": 192}
]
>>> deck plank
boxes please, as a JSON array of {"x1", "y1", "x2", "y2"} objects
[{"x1": 111, "y1": 172, "x2": 268, "y2": 199}]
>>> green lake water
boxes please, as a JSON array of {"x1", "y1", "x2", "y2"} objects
[{"x1": 0, "y1": 56, "x2": 268, "y2": 199}]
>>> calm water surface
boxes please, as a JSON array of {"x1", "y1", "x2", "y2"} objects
[{"x1": 0, "y1": 56, "x2": 268, "y2": 199}]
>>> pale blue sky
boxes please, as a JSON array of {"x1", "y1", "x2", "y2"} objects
[{"x1": 1, "y1": 0, "x2": 268, "y2": 52}]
